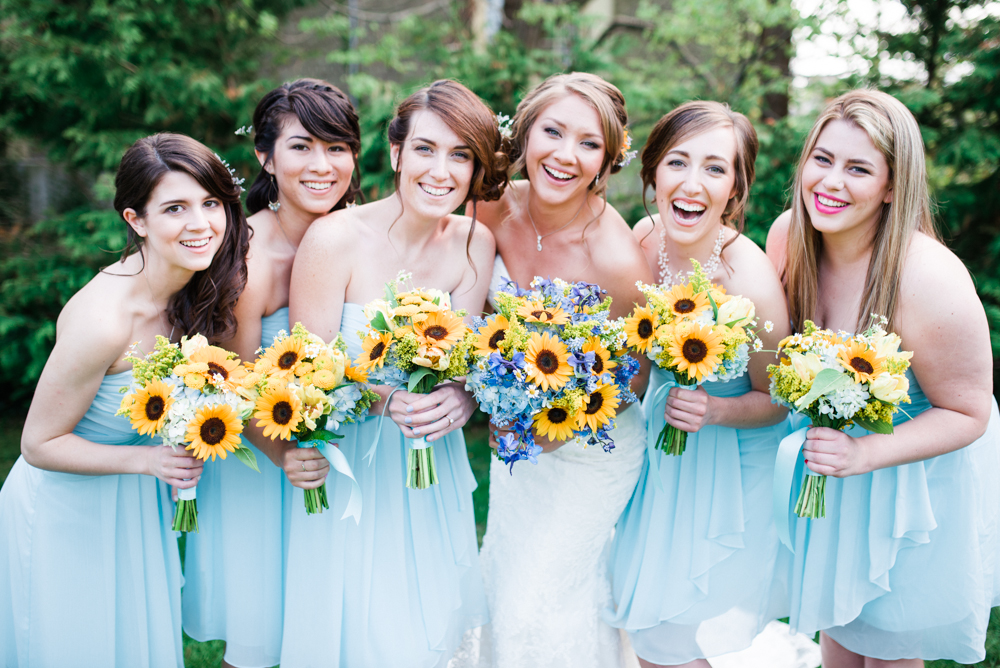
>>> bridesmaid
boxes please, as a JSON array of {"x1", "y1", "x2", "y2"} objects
[
  {"x1": 766, "y1": 89, "x2": 1000, "y2": 666},
  {"x1": 182, "y1": 79, "x2": 361, "y2": 668},
  {"x1": 281, "y1": 79, "x2": 507, "y2": 667},
  {"x1": 606, "y1": 101, "x2": 792, "y2": 667},
  {"x1": 0, "y1": 133, "x2": 250, "y2": 667},
  {"x1": 472, "y1": 72, "x2": 652, "y2": 668}
]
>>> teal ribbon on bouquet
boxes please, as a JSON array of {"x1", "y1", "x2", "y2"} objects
[
  {"x1": 646, "y1": 378, "x2": 677, "y2": 491},
  {"x1": 363, "y1": 385, "x2": 404, "y2": 465},
  {"x1": 300, "y1": 439, "x2": 362, "y2": 524},
  {"x1": 772, "y1": 426, "x2": 810, "y2": 550}
]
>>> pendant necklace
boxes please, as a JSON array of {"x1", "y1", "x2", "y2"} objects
[
  {"x1": 658, "y1": 225, "x2": 726, "y2": 286},
  {"x1": 525, "y1": 192, "x2": 587, "y2": 252}
]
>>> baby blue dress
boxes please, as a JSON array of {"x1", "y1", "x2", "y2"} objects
[
  {"x1": 606, "y1": 366, "x2": 790, "y2": 663},
  {"x1": 783, "y1": 371, "x2": 1000, "y2": 662},
  {"x1": 279, "y1": 303, "x2": 487, "y2": 668},
  {"x1": 182, "y1": 307, "x2": 292, "y2": 668},
  {"x1": 0, "y1": 371, "x2": 184, "y2": 668}
]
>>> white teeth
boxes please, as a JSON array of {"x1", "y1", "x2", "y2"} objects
[
  {"x1": 543, "y1": 165, "x2": 574, "y2": 181},
  {"x1": 673, "y1": 200, "x2": 706, "y2": 212},
  {"x1": 303, "y1": 181, "x2": 332, "y2": 191},
  {"x1": 817, "y1": 194, "x2": 848, "y2": 207},
  {"x1": 420, "y1": 184, "x2": 451, "y2": 196},
  {"x1": 181, "y1": 239, "x2": 209, "y2": 248}
]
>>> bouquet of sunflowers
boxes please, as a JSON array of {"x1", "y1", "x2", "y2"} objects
[
  {"x1": 465, "y1": 276, "x2": 639, "y2": 472},
  {"x1": 355, "y1": 276, "x2": 473, "y2": 489},
  {"x1": 769, "y1": 316, "x2": 911, "y2": 524},
  {"x1": 625, "y1": 260, "x2": 764, "y2": 456},
  {"x1": 251, "y1": 323, "x2": 378, "y2": 518},
  {"x1": 118, "y1": 334, "x2": 259, "y2": 532}
]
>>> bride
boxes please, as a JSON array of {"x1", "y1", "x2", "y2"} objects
[{"x1": 464, "y1": 72, "x2": 653, "y2": 668}]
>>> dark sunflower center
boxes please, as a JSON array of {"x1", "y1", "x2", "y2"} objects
[
  {"x1": 585, "y1": 391, "x2": 604, "y2": 414},
  {"x1": 532, "y1": 310, "x2": 551, "y2": 321},
  {"x1": 488, "y1": 329, "x2": 506, "y2": 350},
  {"x1": 850, "y1": 357, "x2": 874, "y2": 374},
  {"x1": 682, "y1": 338, "x2": 708, "y2": 363},
  {"x1": 272, "y1": 401, "x2": 293, "y2": 425},
  {"x1": 425, "y1": 325, "x2": 449, "y2": 340},
  {"x1": 278, "y1": 351, "x2": 299, "y2": 370},
  {"x1": 207, "y1": 362, "x2": 229, "y2": 379},
  {"x1": 548, "y1": 407, "x2": 569, "y2": 424},
  {"x1": 674, "y1": 299, "x2": 696, "y2": 314},
  {"x1": 145, "y1": 396, "x2": 165, "y2": 421},
  {"x1": 369, "y1": 341, "x2": 386, "y2": 361},
  {"x1": 200, "y1": 417, "x2": 227, "y2": 445},
  {"x1": 536, "y1": 350, "x2": 560, "y2": 374},
  {"x1": 637, "y1": 318, "x2": 653, "y2": 339},
  {"x1": 592, "y1": 356, "x2": 604, "y2": 374}
]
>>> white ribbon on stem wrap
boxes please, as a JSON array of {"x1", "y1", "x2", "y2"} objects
[
  {"x1": 772, "y1": 426, "x2": 810, "y2": 551},
  {"x1": 177, "y1": 485, "x2": 197, "y2": 501},
  {"x1": 409, "y1": 436, "x2": 430, "y2": 450},
  {"x1": 301, "y1": 439, "x2": 362, "y2": 524}
]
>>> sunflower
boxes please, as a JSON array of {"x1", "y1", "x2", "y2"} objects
[
  {"x1": 413, "y1": 310, "x2": 465, "y2": 350},
  {"x1": 838, "y1": 340, "x2": 886, "y2": 383},
  {"x1": 581, "y1": 336, "x2": 616, "y2": 375},
  {"x1": 576, "y1": 384, "x2": 621, "y2": 432},
  {"x1": 667, "y1": 322, "x2": 725, "y2": 382},
  {"x1": 129, "y1": 379, "x2": 175, "y2": 436},
  {"x1": 517, "y1": 301, "x2": 570, "y2": 326},
  {"x1": 254, "y1": 386, "x2": 304, "y2": 441},
  {"x1": 186, "y1": 403, "x2": 243, "y2": 461},
  {"x1": 355, "y1": 331, "x2": 393, "y2": 371},
  {"x1": 624, "y1": 305, "x2": 659, "y2": 353},
  {"x1": 188, "y1": 345, "x2": 243, "y2": 385},
  {"x1": 525, "y1": 332, "x2": 572, "y2": 391},
  {"x1": 475, "y1": 315, "x2": 510, "y2": 357},
  {"x1": 263, "y1": 337, "x2": 307, "y2": 378},
  {"x1": 534, "y1": 405, "x2": 579, "y2": 441},
  {"x1": 663, "y1": 283, "x2": 710, "y2": 318}
]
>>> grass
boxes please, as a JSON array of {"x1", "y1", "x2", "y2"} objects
[{"x1": 3, "y1": 415, "x2": 999, "y2": 667}]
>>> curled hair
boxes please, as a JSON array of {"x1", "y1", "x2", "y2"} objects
[
  {"x1": 245, "y1": 78, "x2": 362, "y2": 215},
  {"x1": 782, "y1": 89, "x2": 938, "y2": 334},
  {"x1": 506, "y1": 72, "x2": 629, "y2": 197},
  {"x1": 113, "y1": 133, "x2": 250, "y2": 344},
  {"x1": 639, "y1": 101, "x2": 758, "y2": 255}
]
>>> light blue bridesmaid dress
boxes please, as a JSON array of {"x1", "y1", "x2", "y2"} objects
[
  {"x1": 0, "y1": 371, "x2": 184, "y2": 668},
  {"x1": 182, "y1": 307, "x2": 292, "y2": 668},
  {"x1": 606, "y1": 366, "x2": 790, "y2": 663},
  {"x1": 279, "y1": 303, "x2": 487, "y2": 668},
  {"x1": 783, "y1": 370, "x2": 1000, "y2": 662}
]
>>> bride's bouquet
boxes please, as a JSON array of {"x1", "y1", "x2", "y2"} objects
[
  {"x1": 769, "y1": 317, "x2": 912, "y2": 522},
  {"x1": 625, "y1": 260, "x2": 764, "y2": 455},
  {"x1": 250, "y1": 323, "x2": 378, "y2": 518},
  {"x1": 356, "y1": 276, "x2": 474, "y2": 489},
  {"x1": 465, "y1": 276, "x2": 639, "y2": 472},
  {"x1": 118, "y1": 334, "x2": 259, "y2": 532}
]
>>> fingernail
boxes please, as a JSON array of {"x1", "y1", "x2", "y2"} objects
[
  {"x1": 413, "y1": 428, "x2": 421, "y2": 435},
  {"x1": 404, "y1": 416, "x2": 412, "y2": 424},
  {"x1": 804, "y1": 459, "x2": 809, "y2": 464},
  {"x1": 406, "y1": 405, "x2": 414, "y2": 413}
]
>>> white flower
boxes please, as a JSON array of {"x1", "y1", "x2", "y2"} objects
[
  {"x1": 181, "y1": 334, "x2": 209, "y2": 358},
  {"x1": 790, "y1": 352, "x2": 825, "y2": 384},
  {"x1": 764, "y1": 320, "x2": 774, "y2": 333},
  {"x1": 717, "y1": 295, "x2": 756, "y2": 325},
  {"x1": 870, "y1": 373, "x2": 909, "y2": 403}
]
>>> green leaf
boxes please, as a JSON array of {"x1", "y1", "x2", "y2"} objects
[
  {"x1": 408, "y1": 367, "x2": 438, "y2": 393},
  {"x1": 794, "y1": 368, "x2": 855, "y2": 410},
  {"x1": 371, "y1": 312, "x2": 391, "y2": 333},
  {"x1": 708, "y1": 290, "x2": 720, "y2": 322},
  {"x1": 852, "y1": 414, "x2": 895, "y2": 434},
  {"x1": 311, "y1": 429, "x2": 344, "y2": 442},
  {"x1": 233, "y1": 445, "x2": 260, "y2": 473}
]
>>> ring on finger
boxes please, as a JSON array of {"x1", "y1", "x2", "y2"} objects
[
  {"x1": 301, "y1": 462, "x2": 306, "y2": 472},
  {"x1": 448, "y1": 417, "x2": 454, "y2": 426}
]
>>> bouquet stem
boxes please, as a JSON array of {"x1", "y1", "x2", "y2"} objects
[
  {"x1": 303, "y1": 484, "x2": 330, "y2": 515},
  {"x1": 406, "y1": 437, "x2": 439, "y2": 489},
  {"x1": 655, "y1": 374, "x2": 698, "y2": 456},
  {"x1": 794, "y1": 473, "x2": 827, "y2": 518},
  {"x1": 172, "y1": 486, "x2": 199, "y2": 533}
]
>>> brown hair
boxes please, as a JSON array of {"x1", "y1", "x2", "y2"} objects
[
  {"x1": 113, "y1": 133, "x2": 250, "y2": 344},
  {"x1": 782, "y1": 89, "x2": 938, "y2": 333},
  {"x1": 246, "y1": 78, "x2": 362, "y2": 215},
  {"x1": 640, "y1": 101, "x2": 758, "y2": 251}
]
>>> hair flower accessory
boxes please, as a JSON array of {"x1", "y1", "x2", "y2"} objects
[
  {"x1": 214, "y1": 152, "x2": 246, "y2": 193},
  {"x1": 616, "y1": 128, "x2": 637, "y2": 168},
  {"x1": 235, "y1": 125, "x2": 253, "y2": 136},
  {"x1": 496, "y1": 113, "x2": 514, "y2": 140}
]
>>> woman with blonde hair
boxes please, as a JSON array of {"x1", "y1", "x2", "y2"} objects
[
  {"x1": 767, "y1": 88, "x2": 1000, "y2": 666},
  {"x1": 466, "y1": 71, "x2": 653, "y2": 668}
]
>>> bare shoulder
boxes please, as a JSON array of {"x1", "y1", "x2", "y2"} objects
[
  {"x1": 765, "y1": 210, "x2": 792, "y2": 270},
  {"x1": 899, "y1": 232, "x2": 979, "y2": 312},
  {"x1": 56, "y1": 272, "x2": 135, "y2": 370},
  {"x1": 724, "y1": 234, "x2": 788, "y2": 313},
  {"x1": 475, "y1": 181, "x2": 522, "y2": 230},
  {"x1": 300, "y1": 207, "x2": 365, "y2": 257},
  {"x1": 632, "y1": 214, "x2": 658, "y2": 250}
]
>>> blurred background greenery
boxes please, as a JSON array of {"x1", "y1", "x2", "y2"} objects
[{"x1": 0, "y1": 0, "x2": 998, "y2": 665}]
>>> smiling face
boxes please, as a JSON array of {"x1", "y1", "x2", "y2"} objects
[
  {"x1": 262, "y1": 115, "x2": 355, "y2": 216},
  {"x1": 801, "y1": 119, "x2": 893, "y2": 239},
  {"x1": 524, "y1": 94, "x2": 606, "y2": 207},
  {"x1": 390, "y1": 109, "x2": 475, "y2": 220},
  {"x1": 124, "y1": 170, "x2": 228, "y2": 274},
  {"x1": 654, "y1": 125, "x2": 738, "y2": 246}
]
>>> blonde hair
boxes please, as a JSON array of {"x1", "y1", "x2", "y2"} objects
[{"x1": 783, "y1": 89, "x2": 938, "y2": 333}]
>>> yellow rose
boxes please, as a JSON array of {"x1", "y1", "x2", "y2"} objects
[
  {"x1": 413, "y1": 344, "x2": 450, "y2": 371},
  {"x1": 181, "y1": 333, "x2": 209, "y2": 359},
  {"x1": 716, "y1": 295, "x2": 755, "y2": 324},
  {"x1": 870, "y1": 373, "x2": 909, "y2": 403},
  {"x1": 789, "y1": 352, "x2": 823, "y2": 384}
]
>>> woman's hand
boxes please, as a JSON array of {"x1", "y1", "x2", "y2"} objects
[
  {"x1": 802, "y1": 427, "x2": 872, "y2": 478},
  {"x1": 147, "y1": 445, "x2": 204, "y2": 488},
  {"x1": 663, "y1": 386, "x2": 714, "y2": 433},
  {"x1": 388, "y1": 383, "x2": 477, "y2": 442},
  {"x1": 279, "y1": 442, "x2": 330, "y2": 489}
]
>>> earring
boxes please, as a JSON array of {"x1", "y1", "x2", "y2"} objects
[
  {"x1": 267, "y1": 173, "x2": 281, "y2": 212},
  {"x1": 593, "y1": 173, "x2": 601, "y2": 188}
]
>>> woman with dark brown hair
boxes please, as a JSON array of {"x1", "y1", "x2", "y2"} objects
[
  {"x1": 0, "y1": 132, "x2": 250, "y2": 667},
  {"x1": 281, "y1": 79, "x2": 507, "y2": 667},
  {"x1": 182, "y1": 78, "x2": 361, "y2": 668}
]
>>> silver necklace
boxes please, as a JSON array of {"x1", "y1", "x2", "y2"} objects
[
  {"x1": 658, "y1": 225, "x2": 726, "y2": 286},
  {"x1": 525, "y1": 193, "x2": 587, "y2": 252}
]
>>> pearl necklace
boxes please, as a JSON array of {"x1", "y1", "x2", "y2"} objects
[{"x1": 657, "y1": 225, "x2": 726, "y2": 286}]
